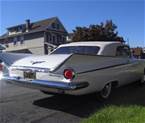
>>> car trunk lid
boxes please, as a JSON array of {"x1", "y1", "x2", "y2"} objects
[{"x1": 12, "y1": 54, "x2": 72, "y2": 71}]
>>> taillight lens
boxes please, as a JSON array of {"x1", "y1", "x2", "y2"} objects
[
  {"x1": 0, "y1": 63, "x2": 3, "y2": 71},
  {"x1": 63, "y1": 69, "x2": 75, "y2": 80}
]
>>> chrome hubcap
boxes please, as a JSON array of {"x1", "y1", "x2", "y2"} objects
[{"x1": 101, "y1": 83, "x2": 111, "y2": 99}]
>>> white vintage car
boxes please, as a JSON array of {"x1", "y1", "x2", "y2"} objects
[{"x1": 1, "y1": 41, "x2": 145, "y2": 99}]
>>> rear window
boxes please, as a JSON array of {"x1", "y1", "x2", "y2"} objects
[
  {"x1": 51, "y1": 46, "x2": 100, "y2": 55},
  {"x1": 116, "y1": 46, "x2": 131, "y2": 57}
]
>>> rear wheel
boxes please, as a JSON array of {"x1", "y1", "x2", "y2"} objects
[{"x1": 97, "y1": 83, "x2": 112, "y2": 100}]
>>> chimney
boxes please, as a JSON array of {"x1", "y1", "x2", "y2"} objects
[{"x1": 25, "y1": 19, "x2": 31, "y2": 32}]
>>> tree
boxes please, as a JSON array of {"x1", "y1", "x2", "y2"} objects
[{"x1": 72, "y1": 20, "x2": 124, "y2": 42}]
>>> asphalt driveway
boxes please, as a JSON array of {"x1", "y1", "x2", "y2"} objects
[{"x1": 0, "y1": 80, "x2": 145, "y2": 123}]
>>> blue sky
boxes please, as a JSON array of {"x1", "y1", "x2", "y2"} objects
[{"x1": 0, "y1": 0, "x2": 144, "y2": 47}]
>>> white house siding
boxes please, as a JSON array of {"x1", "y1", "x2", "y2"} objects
[
  {"x1": 29, "y1": 47, "x2": 44, "y2": 55},
  {"x1": 5, "y1": 37, "x2": 44, "y2": 55}
]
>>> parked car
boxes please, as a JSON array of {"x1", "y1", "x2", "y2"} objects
[
  {"x1": 1, "y1": 41, "x2": 145, "y2": 99},
  {"x1": 0, "y1": 44, "x2": 6, "y2": 78},
  {"x1": 0, "y1": 44, "x2": 6, "y2": 52}
]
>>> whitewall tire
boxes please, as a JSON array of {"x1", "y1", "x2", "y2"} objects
[{"x1": 98, "y1": 83, "x2": 112, "y2": 100}]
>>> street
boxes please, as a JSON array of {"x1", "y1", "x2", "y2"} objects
[{"x1": 1, "y1": 80, "x2": 145, "y2": 123}]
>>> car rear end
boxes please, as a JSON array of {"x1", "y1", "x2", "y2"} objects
[{"x1": 1, "y1": 54, "x2": 89, "y2": 95}]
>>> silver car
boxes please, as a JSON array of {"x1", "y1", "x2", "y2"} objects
[{"x1": 1, "y1": 41, "x2": 145, "y2": 99}]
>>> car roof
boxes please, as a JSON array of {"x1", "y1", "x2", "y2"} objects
[{"x1": 59, "y1": 41, "x2": 121, "y2": 48}]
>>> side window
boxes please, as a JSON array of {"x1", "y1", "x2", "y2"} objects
[
  {"x1": 83, "y1": 47, "x2": 99, "y2": 55},
  {"x1": 116, "y1": 46, "x2": 131, "y2": 57}
]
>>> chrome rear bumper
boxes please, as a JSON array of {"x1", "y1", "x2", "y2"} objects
[{"x1": 2, "y1": 76, "x2": 89, "y2": 90}]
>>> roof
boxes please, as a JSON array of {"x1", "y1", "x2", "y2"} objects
[
  {"x1": 59, "y1": 41, "x2": 121, "y2": 48},
  {"x1": 7, "y1": 17, "x2": 57, "y2": 30},
  {"x1": 7, "y1": 17, "x2": 64, "y2": 31},
  {"x1": 0, "y1": 17, "x2": 68, "y2": 39}
]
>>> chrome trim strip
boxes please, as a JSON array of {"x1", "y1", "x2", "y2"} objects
[
  {"x1": 2, "y1": 76, "x2": 89, "y2": 90},
  {"x1": 77, "y1": 62, "x2": 130, "y2": 74},
  {"x1": 11, "y1": 66, "x2": 50, "y2": 73}
]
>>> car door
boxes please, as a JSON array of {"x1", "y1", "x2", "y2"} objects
[{"x1": 115, "y1": 45, "x2": 140, "y2": 85}]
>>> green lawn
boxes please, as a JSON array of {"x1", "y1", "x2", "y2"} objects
[{"x1": 82, "y1": 105, "x2": 145, "y2": 123}]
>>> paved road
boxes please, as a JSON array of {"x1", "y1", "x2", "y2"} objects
[{"x1": 0, "y1": 80, "x2": 145, "y2": 123}]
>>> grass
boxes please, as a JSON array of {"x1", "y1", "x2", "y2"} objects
[{"x1": 82, "y1": 105, "x2": 145, "y2": 123}]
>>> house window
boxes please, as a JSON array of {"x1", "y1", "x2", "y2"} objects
[
  {"x1": 57, "y1": 35, "x2": 62, "y2": 44},
  {"x1": 17, "y1": 26, "x2": 22, "y2": 32},
  {"x1": 46, "y1": 34, "x2": 51, "y2": 42},
  {"x1": 13, "y1": 37, "x2": 17, "y2": 45},
  {"x1": 4, "y1": 39, "x2": 9, "y2": 47},
  {"x1": 17, "y1": 36, "x2": 20, "y2": 41},
  {"x1": 52, "y1": 23, "x2": 56, "y2": 29},
  {"x1": 44, "y1": 44, "x2": 48, "y2": 54},
  {"x1": 53, "y1": 35, "x2": 58, "y2": 45},
  {"x1": 57, "y1": 24, "x2": 60, "y2": 29},
  {"x1": 62, "y1": 37, "x2": 66, "y2": 42},
  {"x1": 53, "y1": 36, "x2": 55, "y2": 42},
  {"x1": 20, "y1": 36, "x2": 24, "y2": 44},
  {"x1": 49, "y1": 35, "x2": 52, "y2": 41}
]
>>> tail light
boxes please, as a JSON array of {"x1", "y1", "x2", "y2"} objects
[
  {"x1": 63, "y1": 69, "x2": 75, "y2": 80},
  {"x1": 0, "y1": 63, "x2": 3, "y2": 71}
]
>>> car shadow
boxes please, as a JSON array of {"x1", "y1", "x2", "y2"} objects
[{"x1": 33, "y1": 82, "x2": 145, "y2": 118}]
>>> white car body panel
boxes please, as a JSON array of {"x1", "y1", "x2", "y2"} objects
[
  {"x1": 1, "y1": 41, "x2": 145, "y2": 95},
  {"x1": 12, "y1": 54, "x2": 72, "y2": 71}
]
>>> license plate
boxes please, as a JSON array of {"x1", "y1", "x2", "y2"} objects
[{"x1": 24, "y1": 71, "x2": 36, "y2": 79}]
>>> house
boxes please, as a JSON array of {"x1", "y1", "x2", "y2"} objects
[
  {"x1": 0, "y1": 17, "x2": 68, "y2": 54},
  {"x1": 131, "y1": 47, "x2": 143, "y2": 59}
]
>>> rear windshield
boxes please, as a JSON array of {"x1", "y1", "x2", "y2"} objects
[{"x1": 51, "y1": 46, "x2": 100, "y2": 55}]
